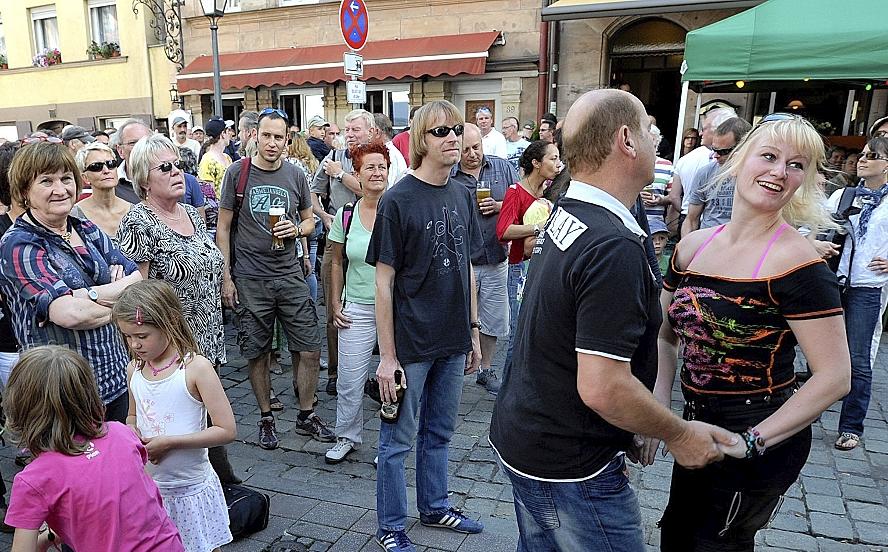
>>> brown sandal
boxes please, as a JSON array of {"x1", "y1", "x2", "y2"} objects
[
  {"x1": 835, "y1": 432, "x2": 860, "y2": 451},
  {"x1": 269, "y1": 394, "x2": 284, "y2": 412}
]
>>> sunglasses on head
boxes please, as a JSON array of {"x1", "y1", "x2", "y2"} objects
[
  {"x1": 22, "y1": 133, "x2": 63, "y2": 145},
  {"x1": 149, "y1": 159, "x2": 185, "y2": 173},
  {"x1": 426, "y1": 124, "x2": 464, "y2": 138},
  {"x1": 259, "y1": 108, "x2": 288, "y2": 121},
  {"x1": 84, "y1": 159, "x2": 121, "y2": 172},
  {"x1": 860, "y1": 151, "x2": 888, "y2": 161}
]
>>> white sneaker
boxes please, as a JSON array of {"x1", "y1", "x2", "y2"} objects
[{"x1": 325, "y1": 437, "x2": 355, "y2": 464}]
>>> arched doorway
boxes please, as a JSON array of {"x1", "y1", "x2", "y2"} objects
[{"x1": 609, "y1": 18, "x2": 686, "y2": 159}]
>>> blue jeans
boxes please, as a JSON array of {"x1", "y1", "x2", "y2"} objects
[
  {"x1": 306, "y1": 226, "x2": 321, "y2": 302},
  {"x1": 839, "y1": 286, "x2": 883, "y2": 435},
  {"x1": 502, "y1": 262, "x2": 526, "y2": 382},
  {"x1": 376, "y1": 353, "x2": 465, "y2": 531},
  {"x1": 505, "y1": 456, "x2": 644, "y2": 552}
]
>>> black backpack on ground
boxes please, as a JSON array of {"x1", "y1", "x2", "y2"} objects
[{"x1": 222, "y1": 483, "x2": 270, "y2": 539}]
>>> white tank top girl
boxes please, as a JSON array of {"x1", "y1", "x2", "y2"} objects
[{"x1": 130, "y1": 355, "x2": 211, "y2": 489}]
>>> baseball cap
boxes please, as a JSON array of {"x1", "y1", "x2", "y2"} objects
[
  {"x1": 60, "y1": 126, "x2": 95, "y2": 144},
  {"x1": 869, "y1": 115, "x2": 888, "y2": 137},
  {"x1": 307, "y1": 115, "x2": 329, "y2": 129},
  {"x1": 205, "y1": 118, "x2": 226, "y2": 139},
  {"x1": 522, "y1": 121, "x2": 535, "y2": 131},
  {"x1": 648, "y1": 218, "x2": 668, "y2": 235},
  {"x1": 192, "y1": 125, "x2": 204, "y2": 133},
  {"x1": 224, "y1": 119, "x2": 235, "y2": 129},
  {"x1": 172, "y1": 116, "x2": 188, "y2": 127}
]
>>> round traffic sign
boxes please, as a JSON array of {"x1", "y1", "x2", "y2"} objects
[{"x1": 339, "y1": 0, "x2": 369, "y2": 51}]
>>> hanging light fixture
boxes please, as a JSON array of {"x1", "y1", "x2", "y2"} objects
[{"x1": 787, "y1": 100, "x2": 805, "y2": 111}]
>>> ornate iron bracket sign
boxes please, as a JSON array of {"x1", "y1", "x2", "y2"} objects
[{"x1": 132, "y1": 0, "x2": 185, "y2": 70}]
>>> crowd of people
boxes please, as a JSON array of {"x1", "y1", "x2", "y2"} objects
[{"x1": 0, "y1": 91, "x2": 884, "y2": 552}]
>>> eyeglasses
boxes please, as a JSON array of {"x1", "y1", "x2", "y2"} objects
[
  {"x1": 84, "y1": 159, "x2": 121, "y2": 172},
  {"x1": 711, "y1": 146, "x2": 735, "y2": 158},
  {"x1": 860, "y1": 151, "x2": 888, "y2": 161},
  {"x1": 426, "y1": 124, "x2": 465, "y2": 138},
  {"x1": 22, "y1": 133, "x2": 63, "y2": 145},
  {"x1": 875, "y1": 130, "x2": 888, "y2": 138},
  {"x1": 149, "y1": 159, "x2": 185, "y2": 173},
  {"x1": 259, "y1": 108, "x2": 288, "y2": 121}
]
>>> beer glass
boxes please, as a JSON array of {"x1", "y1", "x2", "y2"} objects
[
  {"x1": 269, "y1": 207, "x2": 285, "y2": 251},
  {"x1": 476, "y1": 181, "x2": 491, "y2": 207}
]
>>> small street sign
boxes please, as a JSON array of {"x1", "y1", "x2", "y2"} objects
[
  {"x1": 339, "y1": 0, "x2": 369, "y2": 52},
  {"x1": 347, "y1": 80, "x2": 367, "y2": 104},
  {"x1": 344, "y1": 52, "x2": 364, "y2": 77}
]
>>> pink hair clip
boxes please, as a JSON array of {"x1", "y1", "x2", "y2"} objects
[{"x1": 134, "y1": 307, "x2": 144, "y2": 326}]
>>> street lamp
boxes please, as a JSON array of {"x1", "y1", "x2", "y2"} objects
[{"x1": 201, "y1": 0, "x2": 228, "y2": 118}]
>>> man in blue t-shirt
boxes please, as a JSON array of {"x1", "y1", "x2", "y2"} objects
[{"x1": 366, "y1": 101, "x2": 485, "y2": 552}]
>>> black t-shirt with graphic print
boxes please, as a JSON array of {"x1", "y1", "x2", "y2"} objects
[
  {"x1": 490, "y1": 196, "x2": 662, "y2": 480},
  {"x1": 366, "y1": 174, "x2": 483, "y2": 365}
]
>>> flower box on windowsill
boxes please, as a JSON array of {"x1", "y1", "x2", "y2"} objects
[{"x1": 33, "y1": 48, "x2": 63, "y2": 67}]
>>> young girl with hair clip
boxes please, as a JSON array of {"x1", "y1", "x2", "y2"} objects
[
  {"x1": 3, "y1": 345, "x2": 184, "y2": 552},
  {"x1": 112, "y1": 280, "x2": 236, "y2": 552}
]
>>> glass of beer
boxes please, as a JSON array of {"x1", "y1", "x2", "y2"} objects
[
  {"x1": 269, "y1": 207, "x2": 286, "y2": 251},
  {"x1": 476, "y1": 181, "x2": 491, "y2": 208}
]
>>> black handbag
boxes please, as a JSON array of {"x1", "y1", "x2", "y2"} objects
[
  {"x1": 222, "y1": 483, "x2": 270, "y2": 539},
  {"x1": 817, "y1": 186, "x2": 859, "y2": 274}
]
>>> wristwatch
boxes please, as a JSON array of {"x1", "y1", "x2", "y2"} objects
[
  {"x1": 470, "y1": 321, "x2": 481, "y2": 329},
  {"x1": 533, "y1": 224, "x2": 542, "y2": 237},
  {"x1": 335, "y1": 170, "x2": 345, "y2": 180},
  {"x1": 86, "y1": 287, "x2": 98, "y2": 302}
]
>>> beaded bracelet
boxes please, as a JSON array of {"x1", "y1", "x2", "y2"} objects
[{"x1": 741, "y1": 427, "x2": 767, "y2": 458}]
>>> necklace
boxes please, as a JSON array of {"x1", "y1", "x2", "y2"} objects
[
  {"x1": 27, "y1": 210, "x2": 73, "y2": 242},
  {"x1": 147, "y1": 200, "x2": 183, "y2": 222},
  {"x1": 147, "y1": 355, "x2": 180, "y2": 377}
]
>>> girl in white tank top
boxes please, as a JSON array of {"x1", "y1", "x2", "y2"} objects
[{"x1": 113, "y1": 280, "x2": 236, "y2": 552}]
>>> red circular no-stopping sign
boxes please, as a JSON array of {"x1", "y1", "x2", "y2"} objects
[{"x1": 340, "y1": 0, "x2": 369, "y2": 51}]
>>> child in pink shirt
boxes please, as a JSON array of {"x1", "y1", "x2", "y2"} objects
[{"x1": 3, "y1": 345, "x2": 184, "y2": 552}]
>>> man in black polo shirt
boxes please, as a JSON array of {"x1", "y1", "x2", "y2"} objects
[{"x1": 490, "y1": 89, "x2": 738, "y2": 551}]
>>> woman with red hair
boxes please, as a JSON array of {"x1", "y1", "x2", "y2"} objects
[{"x1": 324, "y1": 141, "x2": 390, "y2": 464}]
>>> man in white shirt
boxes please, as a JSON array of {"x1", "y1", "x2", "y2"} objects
[
  {"x1": 476, "y1": 106, "x2": 508, "y2": 159},
  {"x1": 170, "y1": 116, "x2": 201, "y2": 158},
  {"x1": 372, "y1": 112, "x2": 408, "y2": 187},
  {"x1": 502, "y1": 116, "x2": 529, "y2": 170}
]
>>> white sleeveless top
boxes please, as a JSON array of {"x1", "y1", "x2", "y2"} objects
[{"x1": 130, "y1": 356, "x2": 211, "y2": 488}]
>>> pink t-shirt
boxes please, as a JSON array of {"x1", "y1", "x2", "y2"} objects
[{"x1": 5, "y1": 422, "x2": 184, "y2": 552}]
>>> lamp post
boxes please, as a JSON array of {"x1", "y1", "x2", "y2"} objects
[{"x1": 200, "y1": 0, "x2": 228, "y2": 118}]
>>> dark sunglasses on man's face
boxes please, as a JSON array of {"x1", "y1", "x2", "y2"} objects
[
  {"x1": 84, "y1": 159, "x2": 121, "y2": 172},
  {"x1": 426, "y1": 124, "x2": 465, "y2": 138},
  {"x1": 149, "y1": 159, "x2": 186, "y2": 173},
  {"x1": 711, "y1": 146, "x2": 735, "y2": 157},
  {"x1": 860, "y1": 151, "x2": 888, "y2": 161}
]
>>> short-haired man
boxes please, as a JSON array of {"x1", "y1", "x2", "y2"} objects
[
  {"x1": 501, "y1": 116, "x2": 529, "y2": 170},
  {"x1": 870, "y1": 115, "x2": 888, "y2": 138},
  {"x1": 490, "y1": 89, "x2": 736, "y2": 550},
  {"x1": 311, "y1": 109, "x2": 375, "y2": 395},
  {"x1": 450, "y1": 123, "x2": 517, "y2": 395},
  {"x1": 367, "y1": 100, "x2": 484, "y2": 552},
  {"x1": 171, "y1": 116, "x2": 201, "y2": 158},
  {"x1": 238, "y1": 110, "x2": 259, "y2": 158},
  {"x1": 475, "y1": 107, "x2": 507, "y2": 159},
  {"x1": 223, "y1": 119, "x2": 241, "y2": 161},
  {"x1": 191, "y1": 126, "x2": 205, "y2": 145},
  {"x1": 92, "y1": 130, "x2": 110, "y2": 145},
  {"x1": 325, "y1": 123, "x2": 341, "y2": 149},
  {"x1": 216, "y1": 109, "x2": 334, "y2": 450},
  {"x1": 372, "y1": 112, "x2": 408, "y2": 186},
  {"x1": 682, "y1": 116, "x2": 752, "y2": 234},
  {"x1": 112, "y1": 118, "x2": 152, "y2": 203},
  {"x1": 667, "y1": 106, "x2": 736, "y2": 234},
  {"x1": 306, "y1": 115, "x2": 331, "y2": 162},
  {"x1": 391, "y1": 106, "x2": 420, "y2": 165},
  {"x1": 60, "y1": 126, "x2": 95, "y2": 154},
  {"x1": 538, "y1": 119, "x2": 556, "y2": 143}
]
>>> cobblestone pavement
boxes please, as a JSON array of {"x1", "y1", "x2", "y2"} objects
[{"x1": 0, "y1": 313, "x2": 886, "y2": 551}]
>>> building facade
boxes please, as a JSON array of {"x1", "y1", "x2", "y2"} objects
[{"x1": 0, "y1": 0, "x2": 180, "y2": 139}]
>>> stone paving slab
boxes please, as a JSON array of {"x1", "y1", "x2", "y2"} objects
[{"x1": 0, "y1": 309, "x2": 886, "y2": 551}]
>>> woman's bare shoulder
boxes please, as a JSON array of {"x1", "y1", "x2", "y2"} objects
[{"x1": 673, "y1": 227, "x2": 721, "y2": 271}]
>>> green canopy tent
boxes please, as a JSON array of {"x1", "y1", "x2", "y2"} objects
[{"x1": 673, "y1": 0, "x2": 888, "y2": 158}]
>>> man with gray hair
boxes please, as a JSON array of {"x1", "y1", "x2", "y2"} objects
[
  {"x1": 501, "y1": 116, "x2": 529, "y2": 170},
  {"x1": 666, "y1": 106, "x2": 736, "y2": 235},
  {"x1": 372, "y1": 112, "x2": 407, "y2": 186},
  {"x1": 311, "y1": 108, "x2": 375, "y2": 395},
  {"x1": 112, "y1": 118, "x2": 152, "y2": 204},
  {"x1": 475, "y1": 106, "x2": 508, "y2": 159},
  {"x1": 238, "y1": 110, "x2": 260, "y2": 158}
]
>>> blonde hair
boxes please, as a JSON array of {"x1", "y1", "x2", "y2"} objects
[
  {"x1": 74, "y1": 141, "x2": 116, "y2": 173},
  {"x1": 409, "y1": 101, "x2": 465, "y2": 169},
  {"x1": 287, "y1": 134, "x2": 319, "y2": 174},
  {"x1": 112, "y1": 280, "x2": 199, "y2": 363},
  {"x1": 5, "y1": 346, "x2": 106, "y2": 456},
  {"x1": 129, "y1": 134, "x2": 179, "y2": 200},
  {"x1": 8, "y1": 142, "x2": 82, "y2": 209},
  {"x1": 711, "y1": 116, "x2": 834, "y2": 231}
]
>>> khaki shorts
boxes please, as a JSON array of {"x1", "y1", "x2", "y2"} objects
[
  {"x1": 234, "y1": 275, "x2": 322, "y2": 359},
  {"x1": 474, "y1": 261, "x2": 510, "y2": 338}
]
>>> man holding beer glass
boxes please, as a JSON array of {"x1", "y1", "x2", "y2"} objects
[
  {"x1": 450, "y1": 123, "x2": 518, "y2": 395},
  {"x1": 217, "y1": 108, "x2": 334, "y2": 450}
]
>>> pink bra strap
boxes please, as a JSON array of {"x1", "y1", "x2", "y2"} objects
[
  {"x1": 688, "y1": 224, "x2": 727, "y2": 266},
  {"x1": 751, "y1": 223, "x2": 791, "y2": 278}
]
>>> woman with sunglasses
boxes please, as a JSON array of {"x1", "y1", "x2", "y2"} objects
[
  {"x1": 653, "y1": 114, "x2": 851, "y2": 551},
  {"x1": 829, "y1": 137, "x2": 888, "y2": 451},
  {"x1": 0, "y1": 141, "x2": 143, "y2": 423},
  {"x1": 72, "y1": 142, "x2": 131, "y2": 243},
  {"x1": 117, "y1": 134, "x2": 239, "y2": 484}
]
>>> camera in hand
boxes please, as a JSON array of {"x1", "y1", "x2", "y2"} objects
[{"x1": 380, "y1": 370, "x2": 405, "y2": 424}]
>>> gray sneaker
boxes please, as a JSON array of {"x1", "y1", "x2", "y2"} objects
[
  {"x1": 258, "y1": 416, "x2": 279, "y2": 450},
  {"x1": 295, "y1": 412, "x2": 336, "y2": 442},
  {"x1": 475, "y1": 369, "x2": 501, "y2": 395}
]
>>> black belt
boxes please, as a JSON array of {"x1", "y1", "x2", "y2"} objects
[{"x1": 683, "y1": 385, "x2": 797, "y2": 431}]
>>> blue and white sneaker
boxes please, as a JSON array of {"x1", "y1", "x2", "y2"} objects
[
  {"x1": 419, "y1": 508, "x2": 484, "y2": 534},
  {"x1": 376, "y1": 529, "x2": 416, "y2": 552}
]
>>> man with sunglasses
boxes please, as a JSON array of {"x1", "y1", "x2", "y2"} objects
[
  {"x1": 367, "y1": 101, "x2": 484, "y2": 552},
  {"x1": 682, "y1": 117, "x2": 751, "y2": 235},
  {"x1": 217, "y1": 108, "x2": 333, "y2": 450}
]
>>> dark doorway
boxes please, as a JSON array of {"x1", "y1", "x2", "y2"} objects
[{"x1": 609, "y1": 18, "x2": 687, "y2": 159}]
